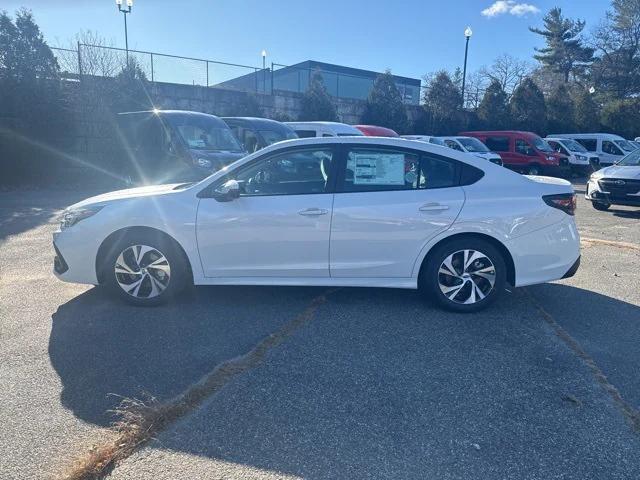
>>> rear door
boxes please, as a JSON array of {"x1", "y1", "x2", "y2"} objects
[{"x1": 329, "y1": 145, "x2": 465, "y2": 278}]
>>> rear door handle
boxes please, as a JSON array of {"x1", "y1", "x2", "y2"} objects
[
  {"x1": 419, "y1": 203, "x2": 450, "y2": 212},
  {"x1": 298, "y1": 208, "x2": 329, "y2": 216}
]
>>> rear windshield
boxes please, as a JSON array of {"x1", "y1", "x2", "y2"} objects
[
  {"x1": 457, "y1": 137, "x2": 490, "y2": 153},
  {"x1": 167, "y1": 115, "x2": 243, "y2": 152}
]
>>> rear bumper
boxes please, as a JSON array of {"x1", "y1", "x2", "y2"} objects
[{"x1": 562, "y1": 255, "x2": 580, "y2": 279}]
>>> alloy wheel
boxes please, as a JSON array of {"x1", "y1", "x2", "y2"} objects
[
  {"x1": 114, "y1": 244, "x2": 171, "y2": 298},
  {"x1": 437, "y1": 249, "x2": 496, "y2": 304}
]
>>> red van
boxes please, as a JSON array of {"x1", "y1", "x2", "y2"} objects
[
  {"x1": 460, "y1": 130, "x2": 568, "y2": 176},
  {"x1": 354, "y1": 125, "x2": 400, "y2": 137}
]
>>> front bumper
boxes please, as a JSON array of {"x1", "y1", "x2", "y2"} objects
[
  {"x1": 52, "y1": 228, "x2": 101, "y2": 285},
  {"x1": 585, "y1": 180, "x2": 640, "y2": 207}
]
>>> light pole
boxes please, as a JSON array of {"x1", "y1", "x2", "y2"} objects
[
  {"x1": 461, "y1": 26, "x2": 472, "y2": 109},
  {"x1": 261, "y1": 50, "x2": 267, "y2": 93},
  {"x1": 115, "y1": 0, "x2": 133, "y2": 63}
]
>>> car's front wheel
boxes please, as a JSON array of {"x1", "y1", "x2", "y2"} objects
[
  {"x1": 421, "y1": 238, "x2": 507, "y2": 312},
  {"x1": 103, "y1": 233, "x2": 189, "y2": 306},
  {"x1": 592, "y1": 201, "x2": 611, "y2": 211}
]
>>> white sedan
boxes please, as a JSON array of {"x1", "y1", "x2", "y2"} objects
[{"x1": 54, "y1": 137, "x2": 580, "y2": 312}]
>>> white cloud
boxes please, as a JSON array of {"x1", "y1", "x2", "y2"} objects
[{"x1": 481, "y1": 1, "x2": 540, "y2": 18}]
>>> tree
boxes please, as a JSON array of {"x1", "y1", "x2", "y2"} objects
[
  {"x1": 510, "y1": 77, "x2": 547, "y2": 133},
  {"x1": 591, "y1": 0, "x2": 640, "y2": 98},
  {"x1": 0, "y1": 9, "x2": 68, "y2": 184},
  {"x1": 600, "y1": 98, "x2": 640, "y2": 139},
  {"x1": 572, "y1": 89, "x2": 600, "y2": 132},
  {"x1": 480, "y1": 54, "x2": 531, "y2": 95},
  {"x1": 110, "y1": 58, "x2": 152, "y2": 114},
  {"x1": 422, "y1": 71, "x2": 462, "y2": 135},
  {"x1": 546, "y1": 84, "x2": 575, "y2": 132},
  {"x1": 361, "y1": 70, "x2": 409, "y2": 133},
  {"x1": 477, "y1": 80, "x2": 510, "y2": 129},
  {"x1": 299, "y1": 70, "x2": 338, "y2": 122},
  {"x1": 530, "y1": 7, "x2": 593, "y2": 83}
]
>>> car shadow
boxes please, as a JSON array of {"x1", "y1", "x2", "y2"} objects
[
  {"x1": 610, "y1": 208, "x2": 640, "y2": 219},
  {"x1": 49, "y1": 284, "x2": 325, "y2": 426}
]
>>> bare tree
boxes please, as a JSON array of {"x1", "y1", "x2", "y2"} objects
[
  {"x1": 480, "y1": 54, "x2": 532, "y2": 95},
  {"x1": 56, "y1": 30, "x2": 122, "y2": 77}
]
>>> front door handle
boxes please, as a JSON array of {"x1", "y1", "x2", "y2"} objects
[
  {"x1": 419, "y1": 203, "x2": 450, "y2": 212},
  {"x1": 298, "y1": 208, "x2": 329, "y2": 216}
]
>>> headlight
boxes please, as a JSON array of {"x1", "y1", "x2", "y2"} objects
[
  {"x1": 196, "y1": 158, "x2": 212, "y2": 169},
  {"x1": 547, "y1": 155, "x2": 557, "y2": 162},
  {"x1": 576, "y1": 155, "x2": 586, "y2": 161},
  {"x1": 589, "y1": 173, "x2": 602, "y2": 182},
  {"x1": 60, "y1": 205, "x2": 104, "y2": 230}
]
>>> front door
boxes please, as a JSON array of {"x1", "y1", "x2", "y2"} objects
[
  {"x1": 196, "y1": 146, "x2": 336, "y2": 277},
  {"x1": 329, "y1": 145, "x2": 465, "y2": 278},
  {"x1": 601, "y1": 140, "x2": 624, "y2": 166}
]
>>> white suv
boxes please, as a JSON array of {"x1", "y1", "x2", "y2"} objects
[
  {"x1": 586, "y1": 148, "x2": 640, "y2": 211},
  {"x1": 53, "y1": 137, "x2": 580, "y2": 312}
]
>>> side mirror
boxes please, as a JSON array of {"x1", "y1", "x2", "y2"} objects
[{"x1": 212, "y1": 179, "x2": 240, "y2": 202}]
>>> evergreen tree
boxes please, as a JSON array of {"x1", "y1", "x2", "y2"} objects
[
  {"x1": 572, "y1": 89, "x2": 600, "y2": 132},
  {"x1": 110, "y1": 58, "x2": 152, "y2": 113},
  {"x1": 510, "y1": 78, "x2": 547, "y2": 133},
  {"x1": 299, "y1": 70, "x2": 338, "y2": 122},
  {"x1": 423, "y1": 71, "x2": 463, "y2": 135},
  {"x1": 546, "y1": 84, "x2": 575, "y2": 133},
  {"x1": 361, "y1": 70, "x2": 409, "y2": 133},
  {"x1": 530, "y1": 7, "x2": 593, "y2": 83},
  {"x1": 600, "y1": 98, "x2": 640, "y2": 139},
  {"x1": 477, "y1": 80, "x2": 510, "y2": 129}
]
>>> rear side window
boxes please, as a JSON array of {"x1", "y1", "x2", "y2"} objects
[
  {"x1": 484, "y1": 136, "x2": 509, "y2": 152},
  {"x1": 338, "y1": 148, "x2": 457, "y2": 192},
  {"x1": 295, "y1": 130, "x2": 317, "y2": 138},
  {"x1": 460, "y1": 164, "x2": 485, "y2": 186},
  {"x1": 576, "y1": 138, "x2": 597, "y2": 151}
]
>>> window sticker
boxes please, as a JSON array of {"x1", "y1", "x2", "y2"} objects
[{"x1": 351, "y1": 153, "x2": 406, "y2": 185}]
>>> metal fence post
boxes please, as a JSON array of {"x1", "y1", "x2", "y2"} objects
[
  {"x1": 254, "y1": 68, "x2": 258, "y2": 93},
  {"x1": 150, "y1": 53, "x2": 154, "y2": 82},
  {"x1": 271, "y1": 62, "x2": 274, "y2": 95},
  {"x1": 336, "y1": 74, "x2": 340, "y2": 98},
  {"x1": 206, "y1": 60, "x2": 209, "y2": 87},
  {"x1": 77, "y1": 41, "x2": 82, "y2": 78}
]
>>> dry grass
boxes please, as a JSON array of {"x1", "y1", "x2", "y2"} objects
[{"x1": 60, "y1": 292, "x2": 330, "y2": 480}]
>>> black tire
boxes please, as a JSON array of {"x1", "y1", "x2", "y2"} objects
[
  {"x1": 527, "y1": 164, "x2": 542, "y2": 176},
  {"x1": 592, "y1": 202, "x2": 611, "y2": 211},
  {"x1": 420, "y1": 237, "x2": 507, "y2": 313},
  {"x1": 102, "y1": 232, "x2": 189, "y2": 306}
]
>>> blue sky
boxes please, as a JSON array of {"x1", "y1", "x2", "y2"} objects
[{"x1": 5, "y1": 0, "x2": 612, "y2": 81}]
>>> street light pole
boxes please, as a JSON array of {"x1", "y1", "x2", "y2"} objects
[
  {"x1": 115, "y1": 0, "x2": 133, "y2": 63},
  {"x1": 261, "y1": 50, "x2": 267, "y2": 94},
  {"x1": 461, "y1": 26, "x2": 472, "y2": 109}
]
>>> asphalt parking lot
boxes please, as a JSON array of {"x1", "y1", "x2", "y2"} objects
[{"x1": 1, "y1": 180, "x2": 639, "y2": 479}]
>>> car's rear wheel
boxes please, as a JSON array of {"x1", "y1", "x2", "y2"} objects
[
  {"x1": 421, "y1": 238, "x2": 506, "y2": 312},
  {"x1": 103, "y1": 233, "x2": 188, "y2": 306},
  {"x1": 592, "y1": 201, "x2": 611, "y2": 211}
]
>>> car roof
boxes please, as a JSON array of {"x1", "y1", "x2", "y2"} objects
[
  {"x1": 285, "y1": 121, "x2": 363, "y2": 133},
  {"x1": 460, "y1": 130, "x2": 540, "y2": 137},
  {"x1": 221, "y1": 117, "x2": 294, "y2": 131},
  {"x1": 353, "y1": 125, "x2": 399, "y2": 136},
  {"x1": 548, "y1": 133, "x2": 626, "y2": 140}
]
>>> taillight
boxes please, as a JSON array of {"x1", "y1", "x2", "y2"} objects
[{"x1": 543, "y1": 193, "x2": 576, "y2": 216}]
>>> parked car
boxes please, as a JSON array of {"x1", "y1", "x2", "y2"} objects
[
  {"x1": 401, "y1": 135, "x2": 445, "y2": 146},
  {"x1": 354, "y1": 125, "x2": 400, "y2": 137},
  {"x1": 222, "y1": 117, "x2": 298, "y2": 153},
  {"x1": 116, "y1": 110, "x2": 246, "y2": 184},
  {"x1": 461, "y1": 130, "x2": 569, "y2": 176},
  {"x1": 437, "y1": 136, "x2": 503, "y2": 166},
  {"x1": 548, "y1": 133, "x2": 635, "y2": 167},
  {"x1": 53, "y1": 137, "x2": 580, "y2": 313},
  {"x1": 545, "y1": 137, "x2": 600, "y2": 175},
  {"x1": 285, "y1": 121, "x2": 364, "y2": 138},
  {"x1": 586, "y1": 148, "x2": 640, "y2": 211}
]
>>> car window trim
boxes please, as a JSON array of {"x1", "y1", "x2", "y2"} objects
[
  {"x1": 197, "y1": 144, "x2": 340, "y2": 199},
  {"x1": 334, "y1": 143, "x2": 463, "y2": 194}
]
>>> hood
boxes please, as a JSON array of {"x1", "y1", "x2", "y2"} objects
[
  {"x1": 594, "y1": 165, "x2": 640, "y2": 180},
  {"x1": 68, "y1": 183, "x2": 184, "y2": 210},
  {"x1": 474, "y1": 152, "x2": 501, "y2": 160},
  {"x1": 189, "y1": 149, "x2": 246, "y2": 161}
]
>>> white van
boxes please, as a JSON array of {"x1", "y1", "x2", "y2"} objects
[
  {"x1": 545, "y1": 137, "x2": 600, "y2": 174},
  {"x1": 285, "y1": 121, "x2": 363, "y2": 138},
  {"x1": 436, "y1": 136, "x2": 503, "y2": 166},
  {"x1": 400, "y1": 135, "x2": 444, "y2": 145},
  {"x1": 548, "y1": 133, "x2": 635, "y2": 166}
]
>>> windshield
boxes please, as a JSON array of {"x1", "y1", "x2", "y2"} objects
[
  {"x1": 167, "y1": 115, "x2": 244, "y2": 152},
  {"x1": 457, "y1": 137, "x2": 490, "y2": 153},
  {"x1": 533, "y1": 137, "x2": 554, "y2": 153},
  {"x1": 259, "y1": 129, "x2": 298, "y2": 146},
  {"x1": 617, "y1": 149, "x2": 640, "y2": 166},
  {"x1": 615, "y1": 140, "x2": 634, "y2": 152},
  {"x1": 560, "y1": 139, "x2": 588, "y2": 153}
]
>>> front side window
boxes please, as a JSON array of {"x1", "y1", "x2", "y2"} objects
[
  {"x1": 444, "y1": 139, "x2": 464, "y2": 151},
  {"x1": 485, "y1": 137, "x2": 509, "y2": 152},
  {"x1": 295, "y1": 130, "x2": 317, "y2": 138},
  {"x1": 576, "y1": 138, "x2": 597, "y2": 151},
  {"x1": 339, "y1": 148, "x2": 457, "y2": 192},
  {"x1": 233, "y1": 148, "x2": 333, "y2": 196},
  {"x1": 515, "y1": 139, "x2": 535, "y2": 156},
  {"x1": 603, "y1": 140, "x2": 623, "y2": 155}
]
